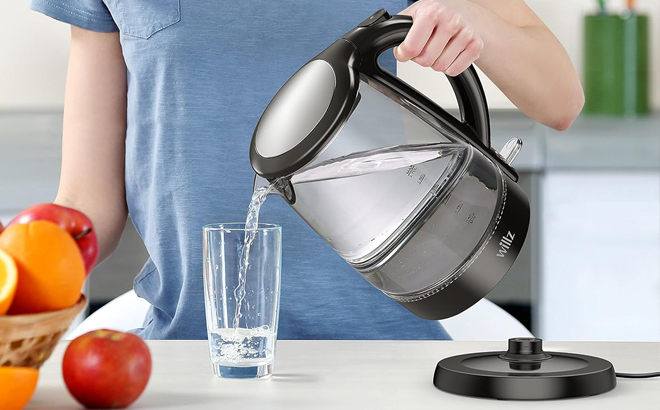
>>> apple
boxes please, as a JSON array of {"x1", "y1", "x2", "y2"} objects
[
  {"x1": 8, "y1": 203, "x2": 98, "y2": 275},
  {"x1": 63, "y1": 330, "x2": 152, "y2": 409}
]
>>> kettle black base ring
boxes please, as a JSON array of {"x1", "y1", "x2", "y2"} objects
[{"x1": 434, "y1": 351, "x2": 617, "y2": 400}]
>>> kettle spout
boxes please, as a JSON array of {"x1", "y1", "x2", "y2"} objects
[
  {"x1": 252, "y1": 174, "x2": 296, "y2": 204},
  {"x1": 253, "y1": 174, "x2": 271, "y2": 191}
]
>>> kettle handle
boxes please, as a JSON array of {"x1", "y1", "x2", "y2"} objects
[{"x1": 344, "y1": 11, "x2": 491, "y2": 149}]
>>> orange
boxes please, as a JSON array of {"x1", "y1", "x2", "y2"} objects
[
  {"x1": 0, "y1": 249, "x2": 18, "y2": 315},
  {"x1": 0, "y1": 221, "x2": 85, "y2": 314},
  {"x1": 0, "y1": 367, "x2": 39, "y2": 410}
]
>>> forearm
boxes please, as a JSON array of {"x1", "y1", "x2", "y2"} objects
[
  {"x1": 466, "y1": 1, "x2": 584, "y2": 130},
  {"x1": 55, "y1": 124, "x2": 127, "y2": 266},
  {"x1": 56, "y1": 28, "x2": 128, "y2": 266}
]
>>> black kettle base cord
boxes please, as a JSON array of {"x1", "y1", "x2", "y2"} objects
[{"x1": 615, "y1": 371, "x2": 660, "y2": 379}]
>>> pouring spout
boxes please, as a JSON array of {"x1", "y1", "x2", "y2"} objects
[
  {"x1": 253, "y1": 174, "x2": 271, "y2": 191},
  {"x1": 252, "y1": 174, "x2": 296, "y2": 204}
]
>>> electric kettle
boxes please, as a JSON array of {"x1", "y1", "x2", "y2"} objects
[{"x1": 249, "y1": 9, "x2": 530, "y2": 320}]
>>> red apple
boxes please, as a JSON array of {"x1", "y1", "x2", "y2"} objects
[
  {"x1": 63, "y1": 330, "x2": 152, "y2": 409},
  {"x1": 8, "y1": 203, "x2": 98, "y2": 275}
]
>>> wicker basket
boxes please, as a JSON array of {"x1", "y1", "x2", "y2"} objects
[{"x1": 0, "y1": 295, "x2": 87, "y2": 368}]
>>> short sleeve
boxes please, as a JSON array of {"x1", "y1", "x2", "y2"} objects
[{"x1": 30, "y1": 0, "x2": 118, "y2": 33}]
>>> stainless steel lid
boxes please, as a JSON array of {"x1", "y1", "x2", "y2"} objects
[
  {"x1": 250, "y1": 39, "x2": 360, "y2": 180},
  {"x1": 254, "y1": 60, "x2": 337, "y2": 158}
]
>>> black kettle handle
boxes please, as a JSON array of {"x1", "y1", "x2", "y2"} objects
[{"x1": 344, "y1": 11, "x2": 491, "y2": 148}]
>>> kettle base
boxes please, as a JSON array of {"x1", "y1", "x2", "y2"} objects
[{"x1": 433, "y1": 338, "x2": 617, "y2": 400}]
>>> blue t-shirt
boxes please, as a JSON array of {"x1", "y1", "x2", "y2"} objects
[{"x1": 31, "y1": 0, "x2": 450, "y2": 341}]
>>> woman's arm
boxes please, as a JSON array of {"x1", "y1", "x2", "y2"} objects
[
  {"x1": 396, "y1": 0, "x2": 584, "y2": 131},
  {"x1": 55, "y1": 27, "x2": 128, "y2": 265}
]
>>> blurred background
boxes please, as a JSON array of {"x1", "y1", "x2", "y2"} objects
[{"x1": 1, "y1": 0, "x2": 658, "y2": 341}]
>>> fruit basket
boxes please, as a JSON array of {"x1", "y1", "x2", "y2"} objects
[{"x1": 0, "y1": 295, "x2": 87, "y2": 368}]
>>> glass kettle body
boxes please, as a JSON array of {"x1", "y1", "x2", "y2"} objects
[{"x1": 250, "y1": 10, "x2": 530, "y2": 319}]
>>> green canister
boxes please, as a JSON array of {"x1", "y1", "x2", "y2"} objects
[{"x1": 583, "y1": 13, "x2": 649, "y2": 115}]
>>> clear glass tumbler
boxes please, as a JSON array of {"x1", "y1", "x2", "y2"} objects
[{"x1": 202, "y1": 223, "x2": 282, "y2": 379}]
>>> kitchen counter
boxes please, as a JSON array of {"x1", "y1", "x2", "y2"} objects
[
  {"x1": 28, "y1": 340, "x2": 660, "y2": 409},
  {"x1": 488, "y1": 111, "x2": 660, "y2": 171}
]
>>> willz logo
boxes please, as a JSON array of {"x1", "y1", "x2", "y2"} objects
[{"x1": 496, "y1": 231, "x2": 515, "y2": 257}]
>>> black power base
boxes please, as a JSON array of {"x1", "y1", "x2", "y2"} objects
[{"x1": 434, "y1": 338, "x2": 617, "y2": 400}]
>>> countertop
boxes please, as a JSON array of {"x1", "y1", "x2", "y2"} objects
[
  {"x1": 28, "y1": 340, "x2": 660, "y2": 409},
  {"x1": 488, "y1": 111, "x2": 660, "y2": 171}
]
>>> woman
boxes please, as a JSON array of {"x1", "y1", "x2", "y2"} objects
[{"x1": 30, "y1": 0, "x2": 583, "y2": 340}]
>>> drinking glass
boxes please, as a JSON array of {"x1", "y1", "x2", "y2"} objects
[{"x1": 202, "y1": 223, "x2": 282, "y2": 379}]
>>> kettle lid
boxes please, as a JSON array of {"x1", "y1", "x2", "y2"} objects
[
  {"x1": 253, "y1": 60, "x2": 337, "y2": 159},
  {"x1": 251, "y1": 39, "x2": 360, "y2": 180}
]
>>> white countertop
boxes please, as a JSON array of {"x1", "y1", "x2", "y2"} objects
[{"x1": 28, "y1": 340, "x2": 660, "y2": 409}]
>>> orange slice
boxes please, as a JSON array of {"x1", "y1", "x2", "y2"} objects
[
  {"x1": 0, "y1": 367, "x2": 39, "y2": 410},
  {"x1": 0, "y1": 248, "x2": 18, "y2": 316}
]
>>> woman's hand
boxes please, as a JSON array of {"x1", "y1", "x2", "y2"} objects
[
  {"x1": 393, "y1": 0, "x2": 585, "y2": 131},
  {"x1": 394, "y1": 0, "x2": 483, "y2": 77}
]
